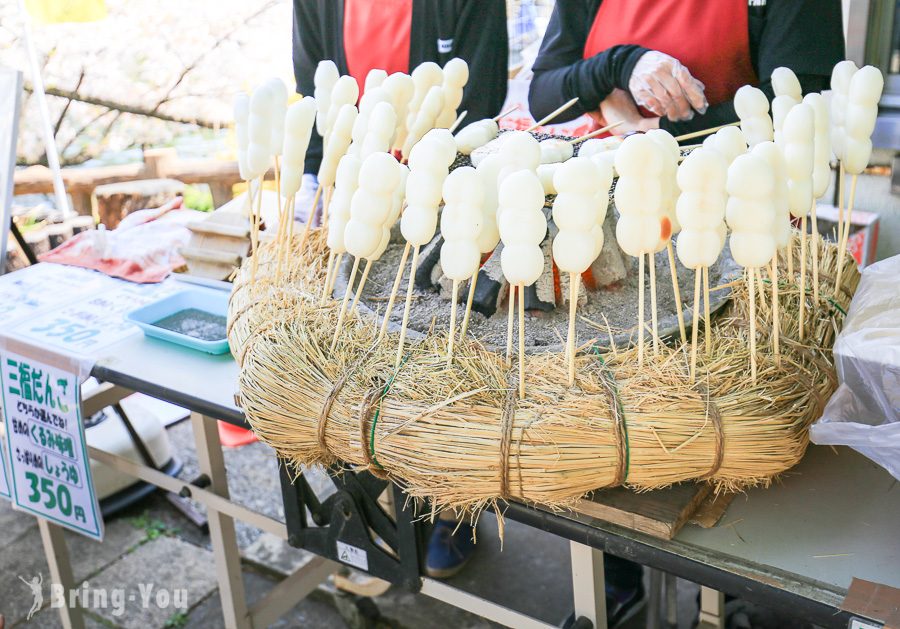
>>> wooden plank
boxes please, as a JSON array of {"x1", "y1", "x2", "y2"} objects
[{"x1": 572, "y1": 483, "x2": 713, "y2": 540}]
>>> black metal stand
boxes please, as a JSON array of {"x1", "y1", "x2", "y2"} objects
[{"x1": 10, "y1": 219, "x2": 38, "y2": 266}]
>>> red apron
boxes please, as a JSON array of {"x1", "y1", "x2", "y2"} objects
[
  {"x1": 343, "y1": 0, "x2": 413, "y2": 96},
  {"x1": 583, "y1": 0, "x2": 757, "y2": 120}
]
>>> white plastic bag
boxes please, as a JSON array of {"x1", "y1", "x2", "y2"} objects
[{"x1": 810, "y1": 254, "x2": 900, "y2": 480}]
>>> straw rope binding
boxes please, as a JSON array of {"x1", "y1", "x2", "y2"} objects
[{"x1": 228, "y1": 227, "x2": 859, "y2": 518}]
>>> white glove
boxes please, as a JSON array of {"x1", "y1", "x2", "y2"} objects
[
  {"x1": 293, "y1": 173, "x2": 323, "y2": 226},
  {"x1": 628, "y1": 51, "x2": 708, "y2": 121}
]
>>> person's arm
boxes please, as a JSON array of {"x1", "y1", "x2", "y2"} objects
[
  {"x1": 292, "y1": 0, "x2": 325, "y2": 174},
  {"x1": 661, "y1": 0, "x2": 843, "y2": 137},
  {"x1": 452, "y1": 0, "x2": 509, "y2": 121},
  {"x1": 528, "y1": 0, "x2": 648, "y2": 123}
]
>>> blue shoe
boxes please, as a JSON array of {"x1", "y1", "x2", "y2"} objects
[
  {"x1": 425, "y1": 520, "x2": 476, "y2": 579},
  {"x1": 606, "y1": 582, "x2": 645, "y2": 627}
]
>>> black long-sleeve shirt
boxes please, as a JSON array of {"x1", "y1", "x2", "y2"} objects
[
  {"x1": 528, "y1": 0, "x2": 845, "y2": 137},
  {"x1": 292, "y1": 0, "x2": 508, "y2": 174}
]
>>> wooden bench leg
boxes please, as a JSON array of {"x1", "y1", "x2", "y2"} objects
[
  {"x1": 38, "y1": 519, "x2": 85, "y2": 629},
  {"x1": 570, "y1": 541, "x2": 607, "y2": 629}
]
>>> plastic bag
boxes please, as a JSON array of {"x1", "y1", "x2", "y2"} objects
[{"x1": 810, "y1": 254, "x2": 900, "y2": 480}]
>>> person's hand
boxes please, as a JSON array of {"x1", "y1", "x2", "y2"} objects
[
  {"x1": 593, "y1": 89, "x2": 660, "y2": 135},
  {"x1": 628, "y1": 51, "x2": 708, "y2": 121}
]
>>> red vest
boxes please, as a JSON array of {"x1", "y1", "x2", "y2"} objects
[
  {"x1": 344, "y1": 0, "x2": 413, "y2": 95},
  {"x1": 583, "y1": 0, "x2": 757, "y2": 116}
]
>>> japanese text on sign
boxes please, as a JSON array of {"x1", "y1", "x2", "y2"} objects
[{"x1": 0, "y1": 350, "x2": 102, "y2": 540}]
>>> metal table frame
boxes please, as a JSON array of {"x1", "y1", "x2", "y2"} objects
[{"x1": 24, "y1": 335, "x2": 890, "y2": 629}]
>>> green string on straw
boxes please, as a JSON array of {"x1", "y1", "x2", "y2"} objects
[{"x1": 369, "y1": 353, "x2": 410, "y2": 469}]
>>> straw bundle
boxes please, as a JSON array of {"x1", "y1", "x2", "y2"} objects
[{"x1": 228, "y1": 227, "x2": 858, "y2": 517}]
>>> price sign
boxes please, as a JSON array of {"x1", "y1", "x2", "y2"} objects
[
  {"x1": 0, "y1": 349, "x2": 102, "y2": 540},
  {"x1": 0, "y1": 264, "x2": 109, "y2": 328}
]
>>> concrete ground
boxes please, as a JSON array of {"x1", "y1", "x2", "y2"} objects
[{"x1": 0, "y1": 418, "x2": 808, "y2": 629}]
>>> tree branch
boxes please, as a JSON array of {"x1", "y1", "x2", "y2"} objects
[{"x1": 23, "y1": 84, "x2": 221, "y2": 128}]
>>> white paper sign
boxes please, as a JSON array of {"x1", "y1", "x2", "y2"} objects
[
  {"x1": 0, "y1": 349, "x2": 103, "y2": 540},
  {"x1": 336, "y1": 541, "x2": 369, "y2": 571},
  {"x1": 0, "y1": 441, "x2": 10, "y2": 499},
  {"x1": 0, "y1": 264, "x2": 109, "y2": 328}
]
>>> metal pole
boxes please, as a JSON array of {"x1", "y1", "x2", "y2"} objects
[{"x1": 16, "y1": 0, "x2": 72, "y2": 217}]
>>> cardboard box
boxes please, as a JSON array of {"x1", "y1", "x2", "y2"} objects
[{"x1": 814, "y1": 204, "x2": 880, "y2": 268}]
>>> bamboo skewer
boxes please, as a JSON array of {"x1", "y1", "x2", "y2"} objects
[
  {"x1": 459, "y1": 272, "x2": 479, "y2": 341},
  {"x1": 836, "y1": 162, "x2": 845, "y2": 255},
  {"x1": 799, "y1": 215, "x2": 807, "y2": 340},
  {"x1": 321, "y1": 186, "x2": 333, "y2": 226},
  {"x1": 492, "y1": 105, "x2": 519, "y2": 122},
  {"x1": 321, "y1": 251, "x2": 336, "y2": 304},
  {"x1": 298, "y1": 183, "x2": 323, "y2": 256},
  {"x1": 703, "y1": 265, "x2": 711, "y2": 356},
  {"x1": 648, "y1": 252, "x2": 659, "y2": 355},
  {"x1": 666, "y1": 242, "x2": 687, "y2": 345},
  {"x1": 506, "y1": 283, "x2": 515, "y2": 367},
  {"x1": 526, "y1": 97, "x2": 579, "y2": 132},
  {"x1": 349, "y1": 259, "x2": 372, "y2": 316},
  {"x1": 567, "y1": 273, "x2": 578, "y2": 387},
  {"x1": 567, "y1": 120, "x2": 625, "y2": 145},
  {"x1": 673, "y1": 121, "x2": 740, "y2": 143},
  {"x1": 448, "y1": 111, "x2": 468, "y2": 133},
  {"x1": 748, "y1": 270, "x2": 758, "y2": 384},
  {"x1": 378, "y1": 243, "x2": 411, "y2": 342},
  {"x1": 331, "y1": 256, "x2": 360, "y2": 352},
  {"x1": 396, "y1": 245, "x2": 420, "y2": 368},
  {"x1": 326, "y1": 252, "x2": 344, "y2": 298},
  {"x1": 517, "y1": 284, "x2": 526, "y2": 398},
  {"x1": 447, "y1": 280, "x2": 460, "y2": 365},
  {"x1": 835, "y1": 174, "x2": 858, "y2": 297},
  {"x1": 250, "y1": 176, "x2": 264, "y2": 282},
  {"x1": 638, "y1": 253, "x2": 645, "y2": 367},
  {"x1": 770, "y1": 257, "x2": 780, "y2": 366},
  {"x1": 689, "y1": 268, "x2": 701, "y2": 383},
  {"x1": 810, "y1": 199, "x2": 820, "y2": 304}
]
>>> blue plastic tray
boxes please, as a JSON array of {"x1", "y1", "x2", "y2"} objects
[{"x1": 126, "y1": 288, "x2": 231, "y2": 355}]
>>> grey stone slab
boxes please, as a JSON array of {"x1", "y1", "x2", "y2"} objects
[
  {"x1": 0, "y1": 516, "x2": 143, "y2": 625},
  {"x1": 86, "y1": 535, "x2": 217, "y2": 629},
  {"x1": 242, "y1": 532, "x2": 318, "y2": 578},
  {"x1": 187, "y1": 568, "x2": 347, "y2": 629},
  {"x1": 0, "y1": 500, "x2": 37, "y2": 551},
  {"x1": 17, "y1": 607, "x2": 109, "y2": 629}
]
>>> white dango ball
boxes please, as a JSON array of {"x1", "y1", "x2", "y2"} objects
[
  {"x1": 730, "y1": 233, "x2": 776, "y2": 268},
  {"x1": 246, "y1": 144, "x2": 270, "y2": 177},
  {"x1": 843, "y1": 137, "x2": 873, "y2": 175},
  {"x1": 358, "y1": 152, "x2": 401, "y2": 195},
  {"x1": 536, "y1": 163, "x2": 560, "y2": 195},
  {"x1": 284, "y1": 97, "x2": 317, "y2": 136},
  {"x1": 409, "y1": 139, "x2": 451, "y2": 171},
  {"x1": 703, "y1": 125, "x2": 748, "y2": 164},
  {"x1": 615, "y1": 134, "x2": 663, "y2": 175},
  {"x1": 368, "y1": 102, "x2": 397, "y2": 136},
  {"x1": 646, "y1": 129, "x2": 680, "y2": 161},
  {"x1": 849, "y1": 65, "x2": 884, "y2": 106},
  {"x1": 344, "y1": 221, "x2": 382, "y2": 259},
  {"x1": 443, "y1": 57, "x2": 469, "y2": 87},
  {"x1": 440, "y1": 205, "x2": 481, "y2": 240},
  {"x1": 442, "y1": 166, "x2": 483, "y2": 206},
  {"x1": 725, "y1": 153, "x2": 775, "y2": 200},
  {"x1": 365, "y1": 69, "x2": 388, "y2": 93},
  {"x1": 726, "y1": 198, "x2": 774, "y2": 232},
  {"x1": 771, "y1": 67, "x2": 802, "y2": 100},
  {"x1": 422, "y1": 128, "x2": 458, "y2": 165},
  {"x1": 578, "y1": 136, "x2": 621, "y2": 159},
  {"x1": 614, "y1": 178, "x2": 662, "y2": 213},
  {"x1": 616, "y1": 215, "x2": 661, "y2": 257},
  {"x1": 539, "y1": 139, "x2": 574, "y2": 164},
  {"x1": 401, "y1": 207, "x2": 438, "y2": 246},
  {"x1": 552, "y1": 195, "x2": 595, "y2": 231},
  {"x1": 845, "y1": 104, "x2": 877, "y2": 138},
  {"x1": 553, "y1": 157, "x2": 602, "y2": 196},
  {"x1": 499, "y1": 131, "x2": 541, "y2": 170},
  {"x1": 676, "y1": 149, "x2": 727, "y2": 193},
  {"x1": 497, "y1": 169, "x2": 546, "y2": 212},
  {"x1": 406, "y1": 172, "x2": 444, "y2": 207},
  {"x1": 349, "y1": 192, "x2": 392, "y2": 225},
  {"x1": 552, "y1": 230, "x2": 597, "y2": 274},
  {"x1": 336, "y1": 154, "x2": 363, "y2": 190},
  {"x1": 440, "y1": 240, "x2": 481, "y2": 281},
  {"x1": 327, "y1": 219, "x2": 349, "y2": 251},
  {"x1": 676, "y1": 231, "x2": 723, "y2": 269},
  {"x1": 455, "y1": 119, "x2": 499, "y2": 154},
  {"x1": 500, "y1": 244, "x2": 545, "y2": 286},
  {"x1": 734, "y1": 85, "x2": 769, "y2": 118},
  {"x1": 498, "y1": 204, "x2": 546, "y2": 244}
]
